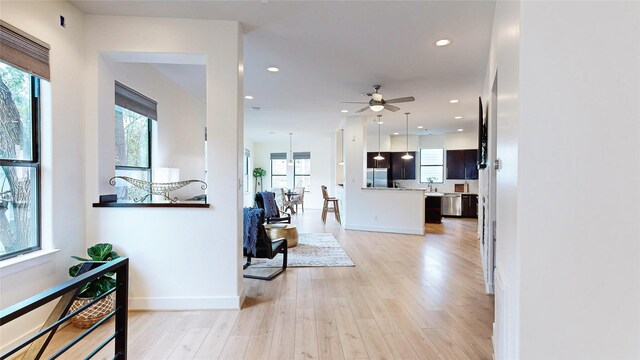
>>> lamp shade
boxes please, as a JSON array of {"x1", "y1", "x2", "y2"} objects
[
  {"x1": 373, "y1": 154, "x2": 385, "y2": 160},
  {"x1": 401, "y1": 153, "x2": 414, "y2": 160}
]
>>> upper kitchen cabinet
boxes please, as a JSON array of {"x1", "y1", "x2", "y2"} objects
[
  {"x1": 446, "y1": 149, "x2": 478, "y2": 180},
  {"x1": 367, "y1": 152, "x2": 391, "y2": 168},
  {"x1": 391, "y1": 152, "x2": 416, "y2": 180}
]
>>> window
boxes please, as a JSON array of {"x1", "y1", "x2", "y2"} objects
[
  {"x1": 114, "y1": 82, "x2": 156, "y2": 202},
  {"x1": 420, "y1": 149, "x2": 444, "y2": 183},
  {"x1": 270, "y1": 153, "x2": 287, "y2": 189},
  {"x1": 0, "y1": 22, "x2": 49, "y2": 260},
  {"x1": 293, "y1": 152, "x2": 311, "y2": 189},
  {"x1": 244, "y1": 149, "x2": 250, "y2": 192},
  {"x1": 0, "y1": 62, "x2": 41, "y2": 260}
]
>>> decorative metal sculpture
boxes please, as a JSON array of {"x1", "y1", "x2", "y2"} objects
[{"x1": 109, "y1": 176, "x2": 207, "y2": 203}]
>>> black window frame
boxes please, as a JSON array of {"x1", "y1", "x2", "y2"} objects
[
  {"x1": 114, "y1": 104, "x2": 153, "y2": 179},
  {"x1": 0, "y1": 72, "x2": 42, "y2": 260},
  {"x1": 270, "y1": 152, "x2": 287, "y2": 189},
  {"x1": 293, "y1": 152, "x2": 311, "y2": 190}
]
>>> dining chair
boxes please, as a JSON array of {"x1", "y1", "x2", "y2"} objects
[
  {"x1": 291, "y1": 187, "x2": 305, "y2": 213},
  {"x1": 280, "y1": 188, "x2": 293, "y2": 214},
  {"x1": 321, "y1": 185, "x2": 341, "y2": 224}
]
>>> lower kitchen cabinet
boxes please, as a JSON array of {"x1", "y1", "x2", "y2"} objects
[
  {"x1": 425, "y1": 196, "x2": 442, "y2": 224},
  {"x1": 461, "y1": 194, "x2": 478, "y2": 218}
]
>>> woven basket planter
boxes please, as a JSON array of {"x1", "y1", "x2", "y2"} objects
[{"x1": 69, "y1": 292, "x2": 115, "y2": 328}]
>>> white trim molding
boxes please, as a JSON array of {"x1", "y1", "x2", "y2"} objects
[{"x1": 0, "y1": 249, "x2": 60, "y2": 278}]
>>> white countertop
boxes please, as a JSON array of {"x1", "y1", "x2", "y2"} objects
[{"x1": 361, "y1": 187, "x2": 426, "y2": 191}]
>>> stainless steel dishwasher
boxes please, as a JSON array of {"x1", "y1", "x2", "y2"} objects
[{"x1": 442, "y1": 193, "x2": 462, "y2": 216}]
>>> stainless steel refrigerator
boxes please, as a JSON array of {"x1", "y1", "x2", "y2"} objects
[{"x1": 366, "y1": 168, "x2": 389, "y2": 188}]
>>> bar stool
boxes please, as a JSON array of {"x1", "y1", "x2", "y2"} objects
[{"x1": 321, "y1": 185, "x2": 341, "y2": 224}]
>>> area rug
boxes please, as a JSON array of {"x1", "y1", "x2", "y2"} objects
[{"x1": 248, "y1": 233, "x2": 355, "y2": 267}]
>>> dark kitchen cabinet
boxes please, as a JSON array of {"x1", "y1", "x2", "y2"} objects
[
  {"x1": 367, "y1": 152, "x2": 390, "y2": 168},
  {"x1": 425, "y1": 195, "x2": 442, "y2": 224},
  {"x1": 461, "y1": 194, "x2": 478, "y2": 218},
  {"x1": 391, "y1": 152, "x2": 416, "y2": 180},
  {"x1": 446, "y1": 149, "x2": 478, "y2": 180}
]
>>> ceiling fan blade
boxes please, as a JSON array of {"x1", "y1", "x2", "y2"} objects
[
  {"x1": 340, "y1": 101, "x2": 368, "y2": 104},
  {"x1": 385, "y1": 96, "x2": 415, "y2": 104},
  {"x1": 355, "y1": 106, "x2": 370, "y2": 113},
  {"x1": 384, "y1": 104, "x2": 401, "y2": 112}
]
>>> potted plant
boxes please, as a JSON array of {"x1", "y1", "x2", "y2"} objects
[
  {"x1": 253, "y1": 167, "x2": 266, "y2": 193},
  {"x1": 68, "y1": 243, "x2": 120, "y2": 328}
]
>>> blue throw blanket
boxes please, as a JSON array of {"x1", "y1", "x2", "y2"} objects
[
  {"x1": 243, "y1": 207, "x2": 263, "y2": 256},
  {"x1": 260, "y1": 191, "x2": 279, "y2": 218}
]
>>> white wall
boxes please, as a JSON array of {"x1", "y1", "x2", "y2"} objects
[
  {"x1": 106, "y1": 61, "x2": 206, "y2": 200},
  {"x1": 343, "y1": 116, "x2": 425, "y2": 235},
  {"x1": 252, "y1": 137, "x2": 334, "y2": 210},
  {"x1": 517, "y1": 2, "x2": 640, "y2": 358},
  {"x1": 0, "y1": 1, "x2": 88, "y2": 351},
  {"x1": 483, "y1": 1, "x2": 521, "y2": 357},
  {"x1": 486, "y1": 1, "x2": 640, "y2": 358},
  {"x1": 84, "y1": 16, "x2": 244, "y2": 310}
]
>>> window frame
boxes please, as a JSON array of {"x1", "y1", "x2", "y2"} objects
[
  {"x1": 270, "y1": 153, "x2": 287, "y2": 189},
  {"x1": 293, "y1": 152, "x2": 311, "y2": 190},
  {"x1": 244, "y1": 149, "x2": 250, "y2": 193},
  {"x1": 419, "y1": 148, "x2": 445, "y2": 184},
  {"x1": 114, "y1": 105, "x2": 153, "y2": 182},
  {"x1": 0, "y1": 71, "x2": 42, "y2": 260}
]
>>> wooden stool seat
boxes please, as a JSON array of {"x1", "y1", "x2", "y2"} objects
[{"x1": 265, "y1": 224, "x2": 298, "y2": 247}]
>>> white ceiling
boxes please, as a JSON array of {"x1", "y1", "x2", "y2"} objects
[{"x1": 71, "y1": 0, "x2": 495, "y2": 142}]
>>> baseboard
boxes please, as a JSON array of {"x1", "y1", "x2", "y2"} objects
[
  {"x1": 128, "y1": 296, "x2": 242, "y2": 310},
  {"x1": 344, "y1": 224, "x2": 424, "y2": 235}
]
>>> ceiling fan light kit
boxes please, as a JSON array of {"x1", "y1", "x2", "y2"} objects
[{"x1": 341, "y1": 85, "x2": 415, "y2": 113}]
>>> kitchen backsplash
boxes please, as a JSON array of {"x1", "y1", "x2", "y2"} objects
[{"x1": 394, "y1": 179, "x2": 479, "y2": 194}]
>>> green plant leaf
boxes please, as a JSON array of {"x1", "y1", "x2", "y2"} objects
[
  {"x1": 69, "y1": 263, "x2": 82, "y2": 277},
  {"x1": 87, "y1": 243, "x2": 113, "y2": 261}
]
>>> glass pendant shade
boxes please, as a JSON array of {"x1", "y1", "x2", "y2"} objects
[{"x1": 370, "y1": 104, "x2": 384, "y2": 112}]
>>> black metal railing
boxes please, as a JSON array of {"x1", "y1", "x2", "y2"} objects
[{"x1": 0, "y1": 257, "x2": 129, "y2": 359}]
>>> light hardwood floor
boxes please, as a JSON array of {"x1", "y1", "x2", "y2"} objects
[{"x1": 42, "y1": 209, "x2": 494, "y2": 359}]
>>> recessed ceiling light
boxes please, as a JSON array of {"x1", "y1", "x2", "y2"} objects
[
  {"x1": 449, "y1": 99, "x2": 459, "y2": 103},
  {"x1": 454, "y1": 116, "x2": 462, "y2": 119},
  {"x1": 341, "y1": 109, "x2": 348, "y2": 113},
  {"x1": 436, "y1": 39, "x2": 451, "y2": 47},
  {"x1": 457, "y1": 128, "x2": 464, "y2": 132},
  {"x1": 393, "y1": 132, "x2": 399, "y2": 135},
  {"x1": 244, "y1": 95, "x2": 253, "y2": 100},
  {"x1": 267, "y1": 66, "x2": 279, "y2": 72},
  {"x1": 417, "y1": 126, "x2": 424, "y2": 129}
]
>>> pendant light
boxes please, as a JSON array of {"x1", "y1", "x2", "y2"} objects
[
  {"x1": 338, "y1": 129, "x2": 344, "y2": 166},
  {"x1": 373, "y1": 115, "x2": 385, "y2": 161},
  {"x1": 288, "y1": 132, "x2": 294, "y2": 166},
  {"x1": 401, "y1": 112, "x2": 414, "y2": 160}
]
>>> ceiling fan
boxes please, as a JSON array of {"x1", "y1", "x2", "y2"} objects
[{"x1": 341, "y1": 85, "x2": 415, "y2": 113}]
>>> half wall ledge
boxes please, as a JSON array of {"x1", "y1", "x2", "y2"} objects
[{"x1": 92, "y1": 202, "x2": 210, "y2": 208}]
